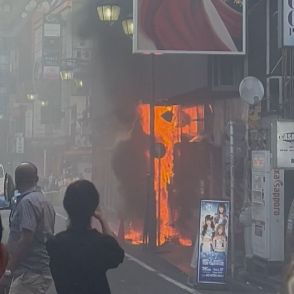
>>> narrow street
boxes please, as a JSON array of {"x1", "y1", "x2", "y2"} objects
[
  {"x1": 0, "y1": 1, "x2": 293, "y2": 293},
  {"x1": 1, "y1": 207, "x2": 266, "y2": 294}
]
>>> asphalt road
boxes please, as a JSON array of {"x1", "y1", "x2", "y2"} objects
[{"x1": 0, "y1": 207, "x2": 265, "y2": 294}]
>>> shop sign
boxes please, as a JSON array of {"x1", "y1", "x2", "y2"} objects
[
  {"x1": 276, "y1": 121, "x2": 294, "y2": 169},
  {"x1": 280, "y1": 0, "x2": 294, "y2": 47}
]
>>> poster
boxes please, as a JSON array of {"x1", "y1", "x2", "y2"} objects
[
  {"x1": 133, "y1": 0, "x2": 246, "y2": 54},
  {"x1": 197, "y1": 200, "x2": 230, "y2": 284}
]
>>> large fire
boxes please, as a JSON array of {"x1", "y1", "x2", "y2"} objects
[{"x1": 125, "y1": 103, "x2": 204, "y2": 246}]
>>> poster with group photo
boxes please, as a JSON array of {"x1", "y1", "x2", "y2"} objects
[
  {"x1": 197, "y1": 200, "x2": 230, "y2": 284},
  {"x1": 133, "y1": 0, "x2": 246, "y2": 54}
]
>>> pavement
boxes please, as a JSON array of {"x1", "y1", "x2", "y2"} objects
[{"x1": 0, "y1": 204, "x2": 273, "y2": 294}]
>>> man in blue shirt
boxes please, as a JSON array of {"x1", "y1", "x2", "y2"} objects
[{"x1": 1, "y1": 163, "x2": 55, "y2": 294}]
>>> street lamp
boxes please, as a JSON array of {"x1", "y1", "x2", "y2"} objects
[
  {"x1": 74, "y1": 79, "x2": 84, "y2": 89},
  {"x1": 26, "y1": 93, "x2": 37, "y2": 101},
  {"x1": 122, "y1": 15, "x2": 133, "y2": 36},
  {"x1": 234, "y1": 0, "x2": 243, "y2": 5},
  {"x1": 25, "y1": 0, "x2": 37, "y2": 12},
  {"x1": 60, "y1": 70, "x2": 74, "y2": 81},
  {"x1": 40, "y1": 100, "x2": 48, "y2": 107},
  {"x1": 97, "y1": 1, "x2": 120, "y2": 22}
]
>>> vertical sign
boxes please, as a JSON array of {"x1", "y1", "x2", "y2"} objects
[
  {"x1": 279, "y1": 0, "x2": 294, "y2": 47},
  {"x1": 42, "y1": 15, "x2": 61, "y2": 79},
  {"x1": 197, "y1": 200, "x2": 230, "y2": 284},
  {"x1": 271, "y1": 169, "x2": 284, "y2": 261},
  {"x1": 251, "y1": 151, "x2": 270, "y2": 259},
  {"x1": 15, "y1": 133, "x2": 24, "y2": 154}
]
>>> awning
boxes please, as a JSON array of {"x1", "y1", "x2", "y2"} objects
[{"x1": 155, "y1": 87, "x2": 239, "y2": 106}]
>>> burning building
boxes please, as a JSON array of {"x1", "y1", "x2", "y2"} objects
[{"x1": 112, "y1": 102, "x2": 224, "y2": 248}]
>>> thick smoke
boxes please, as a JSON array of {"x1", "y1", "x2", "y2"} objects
[
  {"x1": 74, "y1": 1, "x2": 150, "y2": 224},
  {"x1": 74, "y1": 1, "x2": 221, "y2": 242}
]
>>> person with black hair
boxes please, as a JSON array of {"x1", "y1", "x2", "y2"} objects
[{"x1": 46, "y1": 180, "x2": 124, "y2": 294}]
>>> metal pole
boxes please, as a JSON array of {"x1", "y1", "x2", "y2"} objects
[
  {"x1": 157, "y1": 158, "x2": 161, "y2": 246},
  {"x1": 43, "y1": 149, "x2": 47, "y2": 177},
  {"x1": 142, "y1": 55, "x2": 156, "y2": 246},
  {"x1": 229, "y1": 121, "x2": 235, "y2": 279},
  {"x1": 148, "y1": 54, "x2": 157, "y2": 248},
  {"x1": 32, "y1": 101, "x2": 34, "y2": 138},
  {"x1": 265, "y1": 0, "x2": 270, "y2": 113}
]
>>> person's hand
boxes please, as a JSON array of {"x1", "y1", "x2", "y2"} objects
[
  {"x1": 94, "y1": 207, "x2": 104, "y2": 223},
  {"x1": 94, "y1": 208, "x2": 115, "y2": 237}
]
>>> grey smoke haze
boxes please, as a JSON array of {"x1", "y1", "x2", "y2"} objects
[{"x1": 73, "y1": 1, "x2": 209, "y2": 240}]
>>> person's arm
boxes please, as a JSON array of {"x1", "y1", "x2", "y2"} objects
[
  {"x1": 0, "y1": 215, "x2": 3, "y2": 242},
  {"x1": 7, "y1": 199, "x2": 39, "y2": 273},
  {"x1": 6, "y1": 229, "x2": 34, "y2": 272},
  {"x1": 94, "y1": 208, "x2": 124, "y2": 269},
  {"x1": 97, "y1": 234, "x2": 124, "y2": 270},
  {"x1": 94, "y1": 209, "x2": 116, "y2": 238}
]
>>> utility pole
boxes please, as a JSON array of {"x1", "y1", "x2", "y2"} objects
[
  {"x1": 147, "y1": 54, "x2": 157, "y2": 248},
  {"x1": 229, "y1": 121, "x2": 235, "y2": 279}
]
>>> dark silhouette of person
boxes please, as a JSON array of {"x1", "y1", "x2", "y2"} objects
[
  {"x1": 0, "y1": 214, "x2": 2, "y2": 242},
  {"x1": 47, "y1": 180, "x2": 124, "y2": 294},
  {"x1": 0, "y1": 213, "x2": 8, "y2": 280}
]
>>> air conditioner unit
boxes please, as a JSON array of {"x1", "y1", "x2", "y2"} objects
[
  {"x1": 211, "y1": 56, "x2": 243, "y2": 91},
  {"x1": 266, "y1": 76, "x2": 282, "y2": 113}
]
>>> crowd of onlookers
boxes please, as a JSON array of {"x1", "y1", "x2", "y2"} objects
[
  {"x1": 0, "y1": 162, "x2": 124, "y2": 294},
  {"x1": 1, "y1": 163, "x2": 294, "y2": 294}
]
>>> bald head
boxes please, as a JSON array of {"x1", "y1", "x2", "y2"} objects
[{"x1": 15, "y1": 163, "x2": 39, "y2": 192}]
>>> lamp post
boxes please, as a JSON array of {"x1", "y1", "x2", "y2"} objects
[
  {"x1": 147, "y1": 54, "x2": 157, "y2": 248},
  {"x1": 60, "y1": 70, "x2": 74, "y2": 81},
  {"x1": 97, "y1": 1, "x2": 120, "y2": 22},
  {"x1": 26, "y1": 93, "x2": 37, "y2": 138},
  {"x1": 122, "y1": 15, "x2": 133, "y2": 36},
  {"x1": 40, "y1": 100, "x2": 48, "y2": 107},
  {"x1": 96, "y1": 0, "x2": 134, "y2": 37}
]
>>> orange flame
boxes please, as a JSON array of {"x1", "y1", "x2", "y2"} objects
[
  {"x1": 126, "y1": 103, "x2": 204, "y2": 246},
  {"x1": 125, "y1": 229, "x2": 143, "y2": 245}
]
